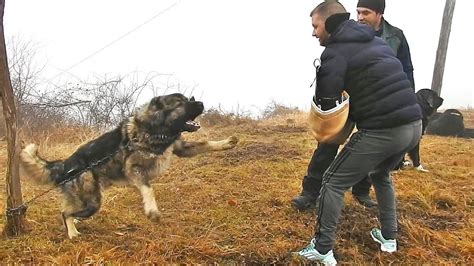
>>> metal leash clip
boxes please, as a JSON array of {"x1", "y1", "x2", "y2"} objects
[{"x1": 309, "y1": 58, "x2": 321, "y2": 88}]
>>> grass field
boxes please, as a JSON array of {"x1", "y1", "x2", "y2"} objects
[{"x1": 0, "y1": 110, "x2": 472, "y2": 264}]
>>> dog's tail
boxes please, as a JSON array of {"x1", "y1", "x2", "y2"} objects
[{"x1": 20, "y1": 144, "x2": 64, "y2": 186}]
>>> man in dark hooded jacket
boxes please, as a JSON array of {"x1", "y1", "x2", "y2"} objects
[
  {"x1": 352, "y1": 0, "x2": 419, "y2": 199},
  {"x1": 292, "y1": 0, "x2": 416, "y2": 211},
  {"x1": 296, "y1": 1, "x2": 422, "y2": 264}
]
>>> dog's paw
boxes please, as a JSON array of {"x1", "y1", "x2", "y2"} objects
[
  {"x1": 146, "y1": 210, "x2": 162, "y2": 222},
  {"x1": 68, "y1": 230, "x2": 81, "y2": 239},
  {"x1": 224, "y1": 136, "x2": 238, "y2": 149}
]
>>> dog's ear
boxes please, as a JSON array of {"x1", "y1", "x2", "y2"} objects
[
  {"x1": 149, "y1": 96, "x2": 163, "y2": 110},
  {"x1": 189, "y1": 96, "x2": 195, "y2": 102},
  {"x1": 427, "y1": 96, "x2": 444, "y2": 109},
  {"x1": 433, "y1": 96, "x2": 444, "y2": 109}
]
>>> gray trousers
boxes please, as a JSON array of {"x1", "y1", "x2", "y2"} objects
[{"x1": 314, "y1": 120, "x2": 422, "y2": 253}]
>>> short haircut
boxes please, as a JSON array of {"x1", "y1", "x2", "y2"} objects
[{"x1": 310, "y1": 0, "x2": 347, "y2": 19}]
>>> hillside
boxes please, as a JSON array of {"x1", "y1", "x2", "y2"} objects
[{"x1": 0, "y1": 111, "x2": 473, "y2": 264}]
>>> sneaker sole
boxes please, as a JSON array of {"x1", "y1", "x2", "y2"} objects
[
  {"x1": 298, "y1": 252, "x2": 337, "y2": 265},
  {"x1": 370, "y1": 232, "x2": 396, "y2": 253},
  {"x1": 291, "y1": 200, "x2": 318, "y2": 211}
]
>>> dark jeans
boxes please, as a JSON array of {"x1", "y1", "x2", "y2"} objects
[
  {"x1": 303, "y1": 143, "x2": 339, "y2": 194},
  {"x1": 314, "y1": 120, "x2": 422, "y2": 253}
]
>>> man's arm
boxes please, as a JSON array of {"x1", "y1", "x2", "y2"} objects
[
  {"x1": 316, "y1": 48, "x2": 347, "y2": 110},
  {"x1": 396, "y1": 33, "x2": 415, "y2": 90}
]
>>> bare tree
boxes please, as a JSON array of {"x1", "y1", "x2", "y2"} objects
[
  {"x1": 1, "y1": 0, "x2": 27, "y2": 237},
  {"x1": 6, "y1": 36, "x2": 44, "y2": 105}
]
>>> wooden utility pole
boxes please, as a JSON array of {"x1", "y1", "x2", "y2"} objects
[
  {"x1": 0, "y1": 0, "x2": 27, "y2": 236},
  {"x1": 431, "y1": 0, "x2": 456, "y2": 96}
]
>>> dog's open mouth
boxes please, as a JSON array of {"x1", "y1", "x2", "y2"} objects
[{"x1": 185, "y1": 120, "x2": 201, "y2": 132}]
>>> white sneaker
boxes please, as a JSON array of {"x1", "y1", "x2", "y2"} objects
[
  {"x1": 298, "y1": 238, "x2": 337, "y2": 265},
  {"x1": 415, "y1": 165, "x2": 429, "y2": 172},
  {"x1": 370, "y1": 228, "x2": 397, "y2": 253}
]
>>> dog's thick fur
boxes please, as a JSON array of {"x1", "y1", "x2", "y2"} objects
[{"x1": 20, "y1": 93, "x2": 238, "y2": 239}]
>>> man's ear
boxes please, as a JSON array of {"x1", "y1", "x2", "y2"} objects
[{"x1": 325, "y1": 12, "x2": 350, "y2": 34}]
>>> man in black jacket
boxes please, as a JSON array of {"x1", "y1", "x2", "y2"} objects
[
  {"x1": 292, "y1": 0, "x2": 415, "y2": 211},
  {"x1": 296, "y1": 1, "x2": 422, "y2": 264},
  {"x1": 357, "y1": 0, "x2": 415, "y2": 89}
]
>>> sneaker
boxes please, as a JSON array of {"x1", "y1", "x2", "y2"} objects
[
  {"x1": 353, "y1": 194, "x2": 377, "y2": 208},
  {"x1": 370, "y1": 228, "x2": 397, "y2": 253},
  {"x1": 298, "y1": 238, "x2": 337, "y2": 265},
  {"x1": 415, "y1": 165, "x2": 429, "y2": 172}
]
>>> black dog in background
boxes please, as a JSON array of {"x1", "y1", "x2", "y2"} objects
[
  {"x1": 426, "y1": 109, "x2": 474, "y2": 138},
  {"x1": 398, "y1": 89, "x2": 444, "y2": 172}
]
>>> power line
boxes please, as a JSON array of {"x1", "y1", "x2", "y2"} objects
[{"x1": 48, "y1": 1, "x2": 181, "y2": 82}]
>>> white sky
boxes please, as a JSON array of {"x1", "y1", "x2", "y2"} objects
[{"x1": 4, "y1": 0, "x2": 474, "y2": 113}]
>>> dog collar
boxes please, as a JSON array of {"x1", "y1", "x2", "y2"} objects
[
  {"x1": 128, "y1": 132, "x2": 180, "y2": 155},
  {"x1": 147, "y1": 133, "x2": 179, "y2": 144}
]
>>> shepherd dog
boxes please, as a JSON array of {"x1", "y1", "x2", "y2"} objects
[
  {"x1": 20, "y1": 93, "x2": 238, "y2": 239},
  {"x1": 398, "y1": 89, "x2": 443, "y2": 172}
]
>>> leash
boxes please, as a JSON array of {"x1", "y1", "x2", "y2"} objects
[{"x1": 5, "y1": 130, "x2": 180, "y2": 217}]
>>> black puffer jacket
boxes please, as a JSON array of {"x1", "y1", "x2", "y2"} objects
[{"x1": 316, "y1": 19, "x2": 421, "y2": 129}]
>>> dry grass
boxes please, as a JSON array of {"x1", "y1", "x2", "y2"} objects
[{"x1": 0, "y1": 111, "x2": 473, "y2": 264}]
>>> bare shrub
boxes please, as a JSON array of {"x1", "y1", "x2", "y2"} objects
[
  {"x1": 13, "y1": 71, "x2": 173, "y2": 132},
  {"x1": 20, "y1": 103, "x2": 69, "y2": 133},
  {"x1": 261, "y1": 100, "x2": 300, "y2": 119},
  {"x1": 4, "y1": 36, "x2": 185, "y2": 134},
  {"x1": 199, "y1": 105, "x2": 254, "y2": 127},
  {"x1": 55, "y1": 73, "x2": 157, "y2": 129}
]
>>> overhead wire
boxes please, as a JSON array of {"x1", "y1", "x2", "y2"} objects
[{"x1": 47, "y1": 0, "x2": 182, "y2": 82}]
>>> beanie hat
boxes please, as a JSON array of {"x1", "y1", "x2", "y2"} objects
[{"x1": 357, "y1": 0, "x2": 385, "y2": 14}]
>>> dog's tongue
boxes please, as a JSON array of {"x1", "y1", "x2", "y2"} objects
[{"x1": 185, "y1": 120, "x2": 201, "y2": 131}]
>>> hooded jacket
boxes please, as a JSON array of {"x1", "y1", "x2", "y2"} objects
[{"x1": 316, "y1": 19, "x2": 421, "y2": 129}]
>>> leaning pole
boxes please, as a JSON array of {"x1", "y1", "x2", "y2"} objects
[{"x1": 431, "y1": 0, "x2": 456, "y2": 96}]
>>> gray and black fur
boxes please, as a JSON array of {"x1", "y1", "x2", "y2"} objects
[{"x1": 20, "y1": 93, "x2": 238, "y2": 239}]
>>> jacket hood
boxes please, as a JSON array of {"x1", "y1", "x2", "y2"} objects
[{"x1": 328, "y1": 20, "x2": 375, "y2": 44}]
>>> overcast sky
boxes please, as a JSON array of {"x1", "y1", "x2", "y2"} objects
[{"x1": 4, "y1": 0, "x2": 474, "y2": 113}]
